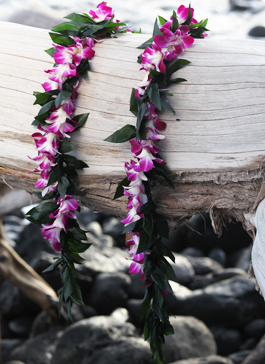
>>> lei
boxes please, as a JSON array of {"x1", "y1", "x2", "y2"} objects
[{"x1": 26, "y1": 2, "x2": 208, "y2": 363}]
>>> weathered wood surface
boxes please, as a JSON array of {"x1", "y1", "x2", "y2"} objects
[{"x1": 0, "y1": 21, "x2": 265, "y2": 232}]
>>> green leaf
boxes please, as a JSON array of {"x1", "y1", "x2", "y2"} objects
[
  {"x1": 153, "y1": 18, "x2": 163, "y2": 36},
  {"x1": 63, "y1": 155, "x2": 88, "y2": 169},
  {"x1": 141, "y1": 290, "x2": 151, "y2": 321},
  {"x1": 104, "y1": 125, "x2": 136, "y2": 143},
  {"x1": 26, "y1": 202, "x2": 57, "y2": 222},
  {"x1": 154, "y1": 213, "x2": 169, "y2": 239},
  {"x1": 152, "y1": 267, "x2": 173, "y2": 293},
  {"x1": 136, "y1": 102, "x2": 148, "y2": 132},
  {"x1": 114, "y1": 177, "x2": 130, "y2": 200},
  {"x1": 168, "y1": 77, "x2": 187, "y2": 85},
  {"x1": 171, "y1": 14, "x2": 179, "y2": 33},
  {"x1": 160, "y1": 98, "x2": 175, "y2": 115},
  {"x1": 51, "y1": 22, "x2": 80, "y2": 33},
  {"x1": 49, "y1": 32, "x2": 75, "y2": 46},
  {"x1": 137, "y1": 37, "x2": 153, "y2": 49},
  {"x1": 55, "y1": 89, "x2": 73, "y2": 108},
  {"x1": 158, "y1": 257, "x2": 178, "y2": 283},
  {"x1": 65, "y1": 13, "x2": 95, "y2": 24},
  {"x1": 147, "y1": 83, "x2": 162, "y2": 111},
  {"x1": 32, "y1": 191, "x2": 56, "y2": 201},
  {"x1": 58, "y1": 176, "x2": 70, "y2": 199},
  {"x1": 158, "y1": 16, "x2": 167, "y2": 26},
  {"x1": 164, "y1": 320, "x2": 175, "y2": 336},
  {"x1": 69, "y1": 227, "x2": 87, "y2": 241},
  {"x1": 77, "y1": 58, "x2": 90, "y2": 78},
  {"x1": 137, "y1": 118, "x2": 147, "y2": 141},
  {"x1": 130, "y1": 88, "x2": 138, "y2": 116},
  {"x1": 33, "y1": 92, "x2": 51, "y2": 106},
  {"x1": 156, "y1": 242, "x2": 175, "y2": 263},
  {"x1": 45, "y1": 47, "x2": 57, "y2": 57},
  {"x1": 72, "y1": 113, "x2": 89, "y2": 131},
  {"x1": 137, "y1": 231, "x2": 150, "y2": 254},
  {"x1": 38, "y1": 100, "x2": 55, "y2": 116},
  {"x1": 42, "y1": 258, "x2": 61, "y2": 273},
  {"x1": 71, "y1": 280, "x2": 85, "y2": 306},
  {"x1": 122, "y1": 221, "x2": 137, "y2": 234},
  {"x1": 63, "y1": 268, "x2": 73, "y2": 301},
  {"x1": 143, "y1": 215, "x2": 154, "y2": 238},
  {"x1": 68, "y1": 239, "x2": 91, "y2": 253},
  {"x1": 48, "y1": 164, "x2": 63, "y2": 186},
  {"x1": 166, "y1": 58, "x2": 191, "y2": 75},
  {"x1": 60, "y1": 139, "x2": 76, "y2": 153},
  {"x1": 182, "y1": 4, "x2": 193, "y2": 26},
  {"x1": 144, "y1": 320, "x2": 150, "y2": 340}
]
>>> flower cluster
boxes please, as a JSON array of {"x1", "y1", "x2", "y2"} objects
[
  {"x1": 123, "y1": 4, "x2": 205, "y2": 280},
  {"x1": 30, "y1": 35, "x2": 96, "y2": 251}
]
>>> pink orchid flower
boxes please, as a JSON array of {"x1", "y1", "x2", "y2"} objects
[
  {"x1": 49, "y1": 195, "x2": 78, "y2": 219},
  {"x1": 89, "y1": 2, "x2": 114, "y2": 22},
  {"x1": 45, "y1": 107, "x2": 75, "y2": 137},
  {"x1": 45, "y1": 63, "x2": 77, "y2": 85},
  {"x1": 32, "y1": 132, "x2": 59, "y2": 156},
  {"x1": 141, "y1": 45, "x2": 166, "y2": 73},
  {"x1": 176, "y1": 5, "x2": 197, "y2": 25}
]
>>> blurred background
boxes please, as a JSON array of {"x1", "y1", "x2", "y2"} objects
[
  {"x1": 1, "y1": 0, "x2": 265, "y2": 38},
  {"x1": 1, "y1": 1, "x2": 265, "y2": 364}
]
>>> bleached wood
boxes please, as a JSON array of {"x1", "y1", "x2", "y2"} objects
[{"x1": 0, "y1": 21, "x2": 265, "y2": 232}]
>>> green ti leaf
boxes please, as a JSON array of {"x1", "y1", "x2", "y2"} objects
[
  {"x1": 114, "y1": 177, "x2": 130, "y2": 200},
  {"x1": 49, "y1": 32, "x2": 75, "y2": 46},
  {"x1": 104, "y1": 125, "x2": 136, "y2": 143}
]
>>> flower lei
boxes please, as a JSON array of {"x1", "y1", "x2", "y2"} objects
[
  {"x1": 106, "y1": 5, "x2": 208, "y2": 363},
  {"x1": 26, "y1": 2, "x2": 208, "y2": 362},
  {"x1": 26, "y1": 2, "x2": 129, "y2": 316}
]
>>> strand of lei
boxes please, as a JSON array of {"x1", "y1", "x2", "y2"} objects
[
  {"x1": 26, "y1": 2, "x2": 129, "y2": 317},
  {"x1": 106, "y1": 5, "x2": 208, "y2": 363}
]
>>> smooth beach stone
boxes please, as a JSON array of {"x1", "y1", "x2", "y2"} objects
[
  {"x1": 248, "y1": 25, "x2": 265, "y2": 37},
  {"x1": 208, "y1": 248, "x2": 226, "y2": 267},
  {"x1": 185, "y1": 256, "x2": 223, "y2": 276},
  {"x1": 51, "y1": 316, "x2": 137, "y2": 364},
  {"x1": 110, "y1": 308, "x2": 129, "y2": 323},
  {"x1": 181, "y1": 247, "x2": 204, "y2": 258},
  {"x1": 86, "y1": 272, "x2": 131, "y2": 314},
  {"x1": 241, "y1": 334, "x2": 265, "y2": 363},
  {"x1": 244, "y1": 319, "x2": 265, "y2": 339},
  {"x1": 169, "y1": 355, "x2": 234, "y2": 364},
  {"x1": 226, "y1": 245, "x2": 252, "y2": 272},
  {"x1": 170, "y1": 254, "x2": 195, "y2": 285},
  {"x1": 189, "y1": 268, "x2": 247, "y2": 290},
  {"x1": 2, "y1": 340, "x2": 23, "y2": 364},
  {"x1": 85, "y1": 221, "x2": 103, "y2": 237},
  {"x1": 127, "y1": 272, "x2": 147, "y2": 299},
  {"x1": 228, "y1": 350, "x2": 251, "y2": 364},
  {"x1": 86, "y1": 337, "x2": 155, "y2": 364},
  {"x1": 101, "y1": 216, "x2": 124, "y2": 246},
  {"x1": 164, "y1": 316, "x2": 217, "y2": 363},
  {"x1": 126, "y1": 299, "x2": 142, "y2": 326},
  {"x1": 210, "y1": 327, "x2": 242, "y2": 356},
  {"x1": 8, "y1": 316, "x2": 35, "y2": 338},
  {"x1": 8, "y1": 327, "x2": 63, "y2": 364},
  {"x1": 168, "y1": 277, "x2": 265, "y2": 327}
]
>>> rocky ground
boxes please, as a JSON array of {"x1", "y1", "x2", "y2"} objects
[{"x1": 1, "y1": 208, "x2": 265, "y2": 364}]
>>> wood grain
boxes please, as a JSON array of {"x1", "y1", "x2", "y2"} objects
[{"x1": 0, "y1": 21, "x2": 265, "y2": 232}]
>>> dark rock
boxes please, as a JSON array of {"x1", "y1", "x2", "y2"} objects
[
  {"x1": 0, "y1": 281, "x2": 41, "y2": 319},
  {"x1": 208, "y1": 248, "x2": 226, "y2": 267},
  {"x1": 2, "y1": 339, "x2": 23, "y2": 363},
  {"x1": 80, "y1": 305, "x2": 97, "y2": 318},
  {"x1": 210, "y1": 327, "x2": 242, "y2": 356},
  {"x1": 171, "y1": 254, "x2": 195, "y2": 285},
  {"x1": 126, "y1": 299, "x2": 142, "y2": 326},
  {"x1": 244, "y1": 319, "x2": 265, "y2": 339},
  {"x1": 8, "y1": 327, "x2": 63, "y2": 364},
  {"x1": 101, "y1": 216, "x2": 124, "y2": 246},
  {"x1": 8, "y1": 316, "x2": 35, "y2": 338},
  {"x1": 241, "y1": 334, "x2": 265, "y2": 363},
  {"x1": 228, "y1": 350, "x2": 251, "y2": 364},
  {"x1": 189, "y1": 268, "x2": 247, "y2": 290},
  {"x1": 87, "y1": 273, "x2": 131, "y2": 314},
  {"x1": 75, "y1": 207, "x2": 98, "y2": 227},
  {"x1": 185, "y1": 256, "x2": 224, "y2": 276},
  {"x1": 168, "y1": 277, "x2": 265, "y2": 327},
  {"x1": 86, "y1": 337, "x2": 154, "y2": 364},
  {"x1": 170, "y1": 356, "x2": 234, "y2": 363},
  {"x1": 3, "y1": 215, "x2": 24, "y2": 242},
  {"x1": 110, "y1": 308, "x2": 129, "y2": 323},
  {"x1": 164, "y1": 316, "x2": 217, "y2": 363},
  {"x1": 181, "y1": 247, "x2": 204, "y2": 258},
  {"x1": 51, "y1": 316, "x2": 137, "y2": 364},
  {"x1": 5, "y1": 361, "x2": 26, "y2": 364},
  {"x1": 248, "y1": 26, "x2": 265, "y2": 37},
  {"x1": 98, "y1": 234, "x2": 115, "y2": 247},
  {"x1": 15, "y1": 223, "x2": 58, "y2": 264},
  {"x1": 227, "y1": 245, "x2": 252, "y2": 272},
  {"x1": 164, "y1": 282, "x2": 193, "y2": 313},
  {"x1": 240, "y1": 338, "x2": 258, "y2": 351},
  {"x1": 127, "y1": 272, "x2": 146, "y2": 299},
  {"x1": 79, "y1": 243, "x2": 130, "y2": 278}
]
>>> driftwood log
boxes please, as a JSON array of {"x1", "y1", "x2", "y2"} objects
[{"x1": 0, "y1": 21, "x2": 265, "y2": 234}]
